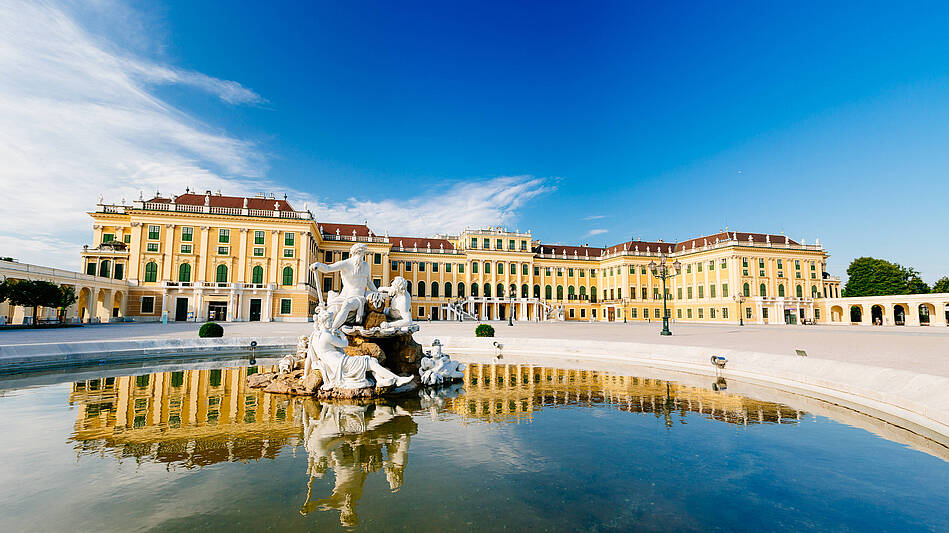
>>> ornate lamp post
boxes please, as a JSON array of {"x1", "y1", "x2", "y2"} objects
[
  {"x1": 508, "y1": 283, "x2": 516, "y2": 327},
  {"x1": 648, "y1": 253, "x2": 681, "y2": 336},
  {"x1": 733, "y1": 293, "x2": 745, "y2": 326}
]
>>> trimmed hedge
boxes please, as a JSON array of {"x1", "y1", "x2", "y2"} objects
[
  {"x1": 475, "y1": 324, "x2": 495, "y2": 337},
  {"x1": 199, "y1": 321, "x2": 224, "y2": 338}
]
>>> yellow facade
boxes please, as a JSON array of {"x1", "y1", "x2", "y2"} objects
[{"x1": 83, "y1": 192, "x2": 834, "y2": 324}]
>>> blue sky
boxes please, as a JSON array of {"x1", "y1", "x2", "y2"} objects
[{"x1": 2, "y1": 1, "x2": 948, "y2": 282}]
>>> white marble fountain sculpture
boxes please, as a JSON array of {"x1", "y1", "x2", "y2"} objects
[
  {"x1": 418, "y1": 338, "x2": 466, "y2": 386},
  {"x1": 306, "y1": 308, "x2": 413, "y2": 390}
]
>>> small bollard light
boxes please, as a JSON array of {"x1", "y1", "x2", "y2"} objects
[{"x1": 249, "y1": 340, "x2": 258, "y2": 365}]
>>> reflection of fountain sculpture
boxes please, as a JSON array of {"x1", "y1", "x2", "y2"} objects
[
  {"x1": 249, "y1": 242, "x2": 465, "y2": 399},
  {"x1": 299, "y1": 400, "x2": 417, "y2": 527},
  {"x1": 419, "y1": 339, "x2": 465, "y2": 386}
]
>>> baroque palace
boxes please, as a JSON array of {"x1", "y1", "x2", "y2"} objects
[{"x1": 76, "y1": 190, "x2": 843, "y2": 325}]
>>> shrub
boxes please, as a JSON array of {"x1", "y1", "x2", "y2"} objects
[
  {"x1": 475, "y1": 324, "x2": 495, "y2": 337},
  {"x1": 199, "y1": 321, "x2": 224, "y2": 338}
]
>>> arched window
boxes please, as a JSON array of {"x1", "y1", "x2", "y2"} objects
[
  {"x1": 99, "y1": 260, "x2": 111, "y2": 278},
  {"x1": 497, "y1": 283, "x2": 504, "y2": 298},
  {"x1": 484, "y1": 284, "x2": 492, "y2": 298},
  {"x1": 444, "y1": 282, "x2": 452, "y2": 298},
  {"x1": 568, "y1": 286, "x2": 575, "y2": 299},
  {"x1": 778, "y1": 285, "x2": 785, "y2": 297},
  {"x1": 591, "y1": 286, "x2": 597, "y2": 302},
  {"x1": 252, "y1": 265, "x2": 263, "y2": 284},
  {"x1": 743, "y1": 283, "x2": 750, "y2": 297},
  {"x1": 545, "y1": 285, "x2": 552, "y2": 299},
  {"x1": 521, "y1": 284, "x2": 528, "y2": 298},
  {"x1": 759, "y1": 283, "x2": 767, "y2": 297},
  {"x1": 471, "y1": 283, "x2": 478, "y2": 297},
  {"x1": 579, "y1": 286, "x2": 586, "y2": 297},
  {"x1": 796, "y1": 285, "x2": 803, "y2": 298},
  {"x1": 458, "y1": 283, "x2": 466, "y2": 298},
  {"x1": 850, "y1": 305, "x2": 862, "y2": 322},
  {"x1": 282, "y1": 266, "x2": 294, "y2": 286},
  {"x1": 811, "y1": 285, "x2": 818, "y2": 297},
  {"x1": 406, "y1": 281, "x2": 412, "y2": 295},
  {"x1": 431, "y1": 282, "x2": 439, "y2": 298},
  {"x1": 178, "y1": 263, "x2": 191, "y2": 282},
  {"x1": 144, "y1": 261, "x2": 158, "y2": 282},
  {"x1": 533, "y1": 284, "x2": 540, "y2": 298},
  {"x1": 557, "y1": 286, "x2": 564, "y2": 300},
  {"x1": 417, "y1": 281, "x2": 426, "y2": 297},
  {"x1": 216, "y1": 264, "x2": 228, "y2": 283},
  {"x1": 484, "y1": 262, "x2": 491, "y2": 274}
]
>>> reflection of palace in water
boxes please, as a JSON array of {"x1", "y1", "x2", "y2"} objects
[
  {"x1": 67, "y1": 363, "x2": 801, "y2": 525},
  {"x1": 450, "y1": 363, "x2": 803, "y2": 427},
  {"x1": 68, "y1": 365, "x2": 302, "y2": 466}
]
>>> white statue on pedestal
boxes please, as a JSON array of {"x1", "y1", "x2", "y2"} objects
[
  {"x1": 309, "y1": 309, "x2": 412, "y2": 390},
  {"x1": 378, "y1": 276, "x2": 413, "y2": 329},
  {"x1": 418, "y1": 339, "x2": 465, "y2": 386},
  {"x1": 309, "y1": 243, "x2": 383, "y2": 330}
]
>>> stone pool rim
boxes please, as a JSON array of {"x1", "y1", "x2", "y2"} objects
[{"x1": 1, "y1": 334, "x2": 948, "y2": 447}]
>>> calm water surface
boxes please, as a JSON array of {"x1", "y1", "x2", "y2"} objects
[{"x1": 0, "y1": 359, "x2": 947, "y2": 532}]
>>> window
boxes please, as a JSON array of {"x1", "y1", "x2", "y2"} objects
[
  {"x1": 778, "y1": 285, "x2": 786, "y2": 297},
  {"x1": 99, "y1": 260, "x2": 111, "y2": 278},
  {"x1": 219, "y1": 229, "x2": 229, "y2": 243},
  {"x1": 508, "y1": 239, "x2": 515, "y2": 251},
  {"x1": 545, "y1": 285, "x2": 552, "y2": 299},
  {"x1": 580, "y1": 269, "x2": 585, "y2": 278},
  {"x1": 283, "y1": 248, "x2": 294, "y2": 258},
  {"x1": 522, "y1": 263, "x2": 528, "y2": 276},
  {"x1": 323, "y1": 277, "x2": 332, "y2": 293},
  {"x1": 144, "y1": 261, "x2": 158, "y2": 282},
  {"x1": 254, "y1": 230, "x2": 264, "y2": 245},
  {"x1": 102, "y1": 233, "x2": 114, "y2": 244},
  {"x1": 796, "y1": 285, "x2": 803, "y2": 298},
  {"x1": 280, "y1": 299, "x2": 291, "y2": 314},
  {"x1": 697, "y1": 263, "x2": 703, "y2": 273},
  {"x1": 777, "y1": 259, "x2": 783, "y2": 269},
  {"x1": 710, "y1": 285, "x2": 716, "y2": 298},
  {"x1": 721, "y1": 258, "x2": 727, "y2": 269},
  {"x1": 496, "y1": 239, "x2": 502, "y2": 249},
  {"x1": 446, "y1": 263, "x2": 452, "y2": 273},
  {"x1": 510, "y1": 263, "x2": 517, "y2": 275},
  {"x1": 746, "y1": 307, "x2": 752, "y2": 319},
  {"x1": 569, "y1": 308, "x2": 575, "y2": 318},
  {"x1": 581, "y1": 309, "x2": 586, "y2": 318},
  {"x1": 457, "y1": 283, "x2": 465, "y2": 297},
  {"x1": 687, "y1": 287, "x2": 693, "y2": 299},
  {"x1": 433, "y1": 262, "x2": 439, "y2": 273},
  {"x1": 677, "y1": 288, "x2": 683, "y2": 299},
  {"x1": 216, "y1": 264, "x2": 228, "y2": 283},
  {"x1": 114, "y1": 264, "x2": 124, "y2": 280},
  {"x1": 178, "y1": 263, "x2": 191, "y2": 282},
  {"x1": 124, "y1": 234, "x2": 131, "y2": 244},
  {"x1": 445, "y1": 282, "x2": 453, "y2": 298},
  {"x1": 471, "y1": 238, "x2": 478, "y2": 249},
  {"x1": 743, "y1": 283, "x2": 750, "y2": 297},
  {"x1": 687, "y1": 308, "x2": 693, "y2": 318},
  {"x1": 640, "y1": 266, "x2": 646, "y2": 275},
  {"x1": 86, "y1": 263, "x2": 95, "y2": 275},
  {"x1": 218, "y1": 246, "x2": 229, "y2": 255},
  {"x1": 686, "y1": 264, "x2": 692, "y2": 274},
  {"x1": 698, "y1": 308, "x2": 704, "y2": 319},
  {"x1": 710, "y1": 308, "x2": 716, "y2": 318},
  {"x1": 458, "y1": 264, "x2": 465, "y2": 274},
  {"x1": 558, "y1": 286, "x2": 564, "y2": 300},
  {"x1": 431, "y1": 282, "x2": 439, "y2": 297},
  {"x1": 521, "y1": 240, "x2": 528, "y2": 251},
  {"x1": 253, "y1": 247, "x2": 264, "y2": 257},
  {"x1": 483, "y1": 284, "x2": 491, "y2": 297},
  {"x1": 148, "y1": 225, "x2": 160, "y2": 240},
  {"x1": 182, "y1": 227, "x2": 193, "y2": 242},
  {"x1": 141, "y1": 296, "x2": 155, "y2": 314},
  {"x1": 284, "y1": 232, "x2": 295, "y2": 246},
  {"x1": 252, "y1": 266, "x2": 264, "y2": 284},
  {"x1": 419, "y1": 262, "x2": 426, "y2": 272},
  {"x1": 180, "y1": 244, "x2": 192, "y2": 254},
  {"x1": 568, "y1": 268, "x2": 574, "y2": 277},
  {"x1": 391, "y1": 260, "x2": 398, "y2": 271},
  {"x1": 759, "y1": 283, "x2": 767, "y2": 297},
  {"x1": 676, "y1": 309, "x2": 682, "y2": 319},
  {"x1": 405, "y1": 262, "x2": 412, "y2": 272},
  {"x1": 723, "y1": 308, "x2": 728, "y2": 319},
  {"x1": 641, "y1": 287, "x2": 647, "y2": 300},
  {"x1": 325, "y1": 251, "x2": 333, "y2": 262},
  {"x1": 709, "y1": 260, "x2": 715, "y2": 271},
  {"x1": 631, "y1": 308, "x2": 638, "y2": 318},
  {"x1": 655, "y1": 308, "x2": 660, "y2": 318},
  {"x1": 698, "y1": 286, "x2": 704, "y2": 298},
  {"x1": 282, "y1": 266, "x2": 294, "y2": 286},
  {"x1": 341, "y1": 252, "x2": 349, "y2": 260},
  {"x1": 472, "y1": 262, "x2": 478, "y2": 274},
  {"x1": 722, "y1": 284, "x2": 728, "y2": 297},
  {"x1": 815, "y1": 309, "x2": 821, "y2": 320},
  {"x1": 484, "y1": 262, "x2": 491, "y2": 274},
  {"x1": 146, "y1": 243, "x2": 159, "y2": 252},
  {"x1": 417, "y1": 281, "x2": 426, "y2": 297},
  {"x1": 372, "y1": 253, "x2": 381, "y2": 265},
  {"x1": 471, "y1": 283, "x2": 479, "y2": 297},
  {"x1": 762, "y1": 308, "x2": 769, "y2": 319}
]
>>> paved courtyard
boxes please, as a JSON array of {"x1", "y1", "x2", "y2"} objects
[{"x1": 2, "y1": 320, "x2": 948, "y2": 377}]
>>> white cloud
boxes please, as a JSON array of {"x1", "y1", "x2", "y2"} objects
[
  {"x1": 587, "y1": 229, "x2": 608, "y2": 236},
  {"x1": 308, "y1": 176, "x2": 553, "y2": 237},
  {"x1": 0, "y1": 0, "x2": 273, "y2": 268},
  {"x1": 583, "y1": 215, "x2": 607, "y2": 221}
]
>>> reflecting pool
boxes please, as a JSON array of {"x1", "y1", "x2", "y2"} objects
[{"x1": 1, "y1": 359, "x2": 947, "y2": 532}]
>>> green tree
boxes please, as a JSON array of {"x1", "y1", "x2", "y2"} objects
[
  {"x1": 7, "y1": 280, "x2": 62, "y2": 327},
  {"x1": 933, "y1": 276, "x2": 949, "y2": 294},
  {"x1": 55, "y1": 285, "x2": 78, "y2": 323},
  {"x1": 843, "y1": 257, "x2": 930, "y2": 297}
]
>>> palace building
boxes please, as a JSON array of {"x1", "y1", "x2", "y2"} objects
[{"x1": 80, "y1": 191, "x2": 841, "y2": 325}]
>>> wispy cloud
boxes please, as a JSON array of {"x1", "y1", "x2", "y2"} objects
[
  {"x1": 310, "y1": 176, "x2": 553, "y2": 236},
  {"x1": 0, "y1": 0, "x2": 274, "y2": 267},
  {"x1": 583, "y1": 215, "x2": 608, "y2": 221},
  {"x1": 587, "y1": 228, "x2": 608, "y2": 236}
]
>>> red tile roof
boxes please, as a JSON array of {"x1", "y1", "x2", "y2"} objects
[
  {"x1": 318, "y1": 223, "x2": 374, "y2": 237},
  {"x1": 674, "y1": 231, "x2": 796, "y2": 252},
  {"x1": 389, "y1": 236, "x2": 456, "y2": 250},
  {"x1": 148, "y1": 193, "x2": 295, "y2": 211}
]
